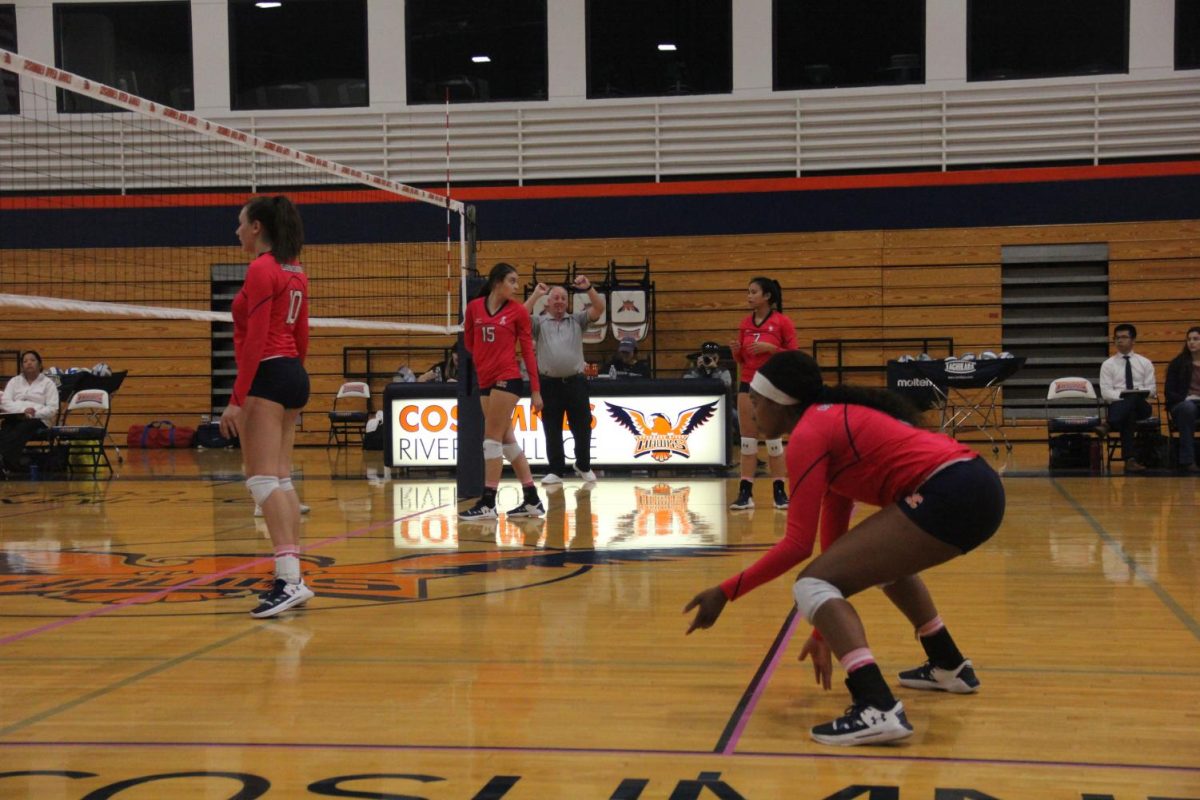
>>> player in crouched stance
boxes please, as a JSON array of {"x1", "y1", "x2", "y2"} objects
[{"x1": 684, "y1": 350, "x2": 1003, "y2": 745}]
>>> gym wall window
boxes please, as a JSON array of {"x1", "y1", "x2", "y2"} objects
[
  {"x1": 1178, "y1": 0, "x2": 1200, "y2": 70},
  {"x1": 53, "y1": 1, "x2": 194, "y2": 113},
  {"x1": 968, "y1": 0, "x2": 1128, "y2": 82},
  {"x1": 587, "y1": 0, "x2": 731, "y2": 99},
  {"x1": 773, "y1": 0, "x2": 925, "y2": 91},
  {"x1": 229, "y1": 0, "x2": 368, "y2": 111},
  {"x1": 1, "y1": 5, "x2": 17, "y2": 115},
  {"x1": 406, "y1": 0, "x2": 547, "y2": 105}
]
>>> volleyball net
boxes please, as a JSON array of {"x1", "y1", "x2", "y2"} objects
[{"x1": 0, "y1": 48, "x2": 470, "y2": 336}]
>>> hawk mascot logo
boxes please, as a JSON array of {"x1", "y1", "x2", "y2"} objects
[{"x1": 604, "y1": 400, "x2": 720, "y2": 461}]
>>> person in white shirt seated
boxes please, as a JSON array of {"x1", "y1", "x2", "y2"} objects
[
  {"x1": 0, "y1": 350, "x2": 60, "y2": 475},
  {"x1": 1098, "y1": 324, "x2": 1157, "y2": 473}
]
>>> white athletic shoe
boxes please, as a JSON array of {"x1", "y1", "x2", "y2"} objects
[
  {"x1": 542, "y1": 473, "x2": 563, "y2": 485},
  {"x1": 573, "y1": 464, "x2": 597, "y2": 483},
  {"x1": 898, "y1": 659, "x2": 980, "y2": 694},
  {"x1": 811, "y1": 701, "x2": 913, "y2": 746}
]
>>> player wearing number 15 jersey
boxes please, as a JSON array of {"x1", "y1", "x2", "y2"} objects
[
  {"x1": 460, "y1": 263, "x2": 545, "y2": 522},
  {"x1": 223, "y1": 195, "x2": 314, "y2": 619}
]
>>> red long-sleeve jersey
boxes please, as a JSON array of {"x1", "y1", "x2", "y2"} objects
[
  {"x1": 231, "y1": 252, "x2": 309, "y2": 406},
  {"x1": 720, "y1": 403, "x2": 975, "y2": 601},
  {"x1": 463, "y1": 296, "x2": 540, "y2": 393},
  {"x1": 734, "y1": 310, "x2": 798, "y2": 383}
]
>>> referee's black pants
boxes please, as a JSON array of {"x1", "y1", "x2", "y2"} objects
[{"x1": 539, "y1": 374, "x2": 592, "y2": 474}]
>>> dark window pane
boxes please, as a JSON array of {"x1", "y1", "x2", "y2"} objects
[
  {"x1": 1179, "y1": 0, "x2": 1200, "y2": 70},
  {"x1": 774, "y1": 0, "x2": 924, "y2": 90},
  {"x1": 968, "y1": 0, "x2": 1128, "y2": 81},
  {"x1": 229, "y1": 0, "x2": 368, "y2": 111},
  {"x1": 1, "y1": 5, "x2": 17, "y2": 115},
  {"x1": 53, "y1": 1, "x2": 193, "y2": 113},
  {"x1": 587, "y1": 0, "x2": 731, "y2": 98},
  {"x1": 407, "y1": 0, "x2": 547, "y2": 104}
]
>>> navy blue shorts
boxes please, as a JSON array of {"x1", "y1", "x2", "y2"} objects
[
  {"x1": 248, "y1": 357, "x2": 310, "y2": 410},
  {"x1": 896, "y1": 457, "x2": 1005, "y2": 553},
  {"x1": 481, "y1": 378, "x2": 527, "y2": 397}
]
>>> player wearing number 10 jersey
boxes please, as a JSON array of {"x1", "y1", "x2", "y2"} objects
[{"x1": 223, "y1": 195, "x2": 314, "y2": 619}]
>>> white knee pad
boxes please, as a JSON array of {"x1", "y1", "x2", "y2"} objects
[
  {"x1": 793, "y1": 577, "x2": 844, "y2": 623},
  {"x1": 766, "y1": 438, "x2": 784, "y2": 457},
  {"x1": 483, "y1": 439, "x2": 503, "y2": 460},
  {"x1": 246, "y1": 475, "x2": 281, "y2": 506},
  {"x1": 740, "y1": 436, "x2": 758, "y2": 456},
  {"x1": 502, "y1": 442, "x2": 523, "y2": 462},
  {"x1": 279, "y1": 477, "x2": 295, "y2": 493}
]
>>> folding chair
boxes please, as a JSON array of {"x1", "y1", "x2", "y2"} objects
[
  {"x1": 608, "y1": 260, "x2": 651, "y2": 344},
  {"x1": 328, "y1": 381, "x2": 372, "y2": 446},
  {"x1": 48, "y1": 388, "x2": 113, "y2": 474},
  {"x1": 570, "y1": 263, "x2": 608, "y2": 344},
  {"x1": 1044, "y1": 377, "x2": 1102, "y2": 470},
  {"x1": 1105, "y1": 392, "x2": 1163, "y2": 469}
]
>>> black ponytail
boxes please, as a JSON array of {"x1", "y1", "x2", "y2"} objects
[
  {"x1": 756, "y1": 350, "x2": 920, "y2": 425},
  {"x1": 750, "y1": 276, "x2": 784, "y2": 312},
  {"x1": 244, "y1": 195, "x2": 304, "y2": 264},
  {"x1": 477, "y1": 262, "x2": 518, "y2": 299}
]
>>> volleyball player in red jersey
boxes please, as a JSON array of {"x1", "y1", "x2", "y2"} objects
[
  {"x1": 220, "y1": 195, "x2": 314, "y2": 618},
  {"x1": 685, "y1": 350, "x2": 1004, "y2": 746},
  {"x1": 729, "y1": 277, "x2": 798, "y2": 511},
  {"x1": 460, "y1": 263, "x2": 545, "y2": 520}
]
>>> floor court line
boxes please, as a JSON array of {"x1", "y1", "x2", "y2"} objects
[
  {"x1": 715, "y1": 607, "x2": 801, "y2": 754},
  {"x1": 0, "y1": 627, "x2": 265, "y2": 738},
  {"x1": 0, "y1": 739, "x2": 1196, "y2": 775},
  {"x1": 0, "y1": 505, "x2": 449, "y2": 648},
  {"x1": 1053, "y1": 480, "x2": 1200, "y2": 641}
]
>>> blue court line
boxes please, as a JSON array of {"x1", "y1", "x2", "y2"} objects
[
  {"x1": 0, "y1": 739, "x2": 1196, "y2": 775},
  {"x1": 1053, "y1": 480, "x2": 1200, "y2": 642}
]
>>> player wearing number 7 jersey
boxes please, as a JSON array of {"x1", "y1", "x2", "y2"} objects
[
  {"x1": 223, "y1": 195, "x2": 314, "y2": 619},
  {"x1": 730, "y1": 277, "x2": 798, "y2": 511}
]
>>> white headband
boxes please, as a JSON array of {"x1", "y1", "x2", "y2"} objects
[{"x1": 750, "y1": 372, "x2": 799, "y2": 405}]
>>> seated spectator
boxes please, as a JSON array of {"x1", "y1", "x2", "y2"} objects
[
  {"x1": 683, "y1": 341, "x2": 733, "y2": 389},
  {"x1": 1164, "y1": 325, "x2": 1200, "y2": 472},
  {"x1": 603, "y1": 337, "x2": 651, "y2": 379},
  {"x1": 0, "y1": 350, "x2": 60, "y2": 475},
  {"x1": 1098, "y1": 323, "x2": 1156, "y2": 473},
  {"x1": 417, "y1": 349, "x2": 459, "y2": 383}
]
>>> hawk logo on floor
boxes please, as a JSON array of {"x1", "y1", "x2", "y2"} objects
[
  {"x1": 604, "y1": 400, "x2": 720, "y2": 461},
  {"x1": 0, "y1": 547, "x2": 737, "y2": 609}
]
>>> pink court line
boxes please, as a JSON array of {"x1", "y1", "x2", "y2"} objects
[
  {"x1": 0, "y1": 505, "x2": 448, "y2": 648},
  {"x1": 720, "y1": 608, "x2": 803, "y2": 755}
]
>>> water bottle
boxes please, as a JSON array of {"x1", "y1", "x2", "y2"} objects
[
  {"x1": 609, "y1": 365, "x2": 617, "y2": 379},
  {"x1": 29, "y1": 463, "x2": 39, "y2": 481}
]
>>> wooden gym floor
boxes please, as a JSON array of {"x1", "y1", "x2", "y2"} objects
[{"x1": 0, "y1": 443, "x2": 1197, "y2": 799}]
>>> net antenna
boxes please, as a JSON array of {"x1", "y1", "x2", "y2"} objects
[{"x1": 0, "y1": 48, "x2": 469, "y2": 336}]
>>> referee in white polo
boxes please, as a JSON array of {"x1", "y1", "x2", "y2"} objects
[{"x1": 525, "y1": 275, "x2": 605, "y2": 485}]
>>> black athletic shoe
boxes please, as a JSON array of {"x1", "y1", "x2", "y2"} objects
[
  {"x1": 810, "y1": 701, "x2": 913, "y2": 746},
  {"x1": 459, "y1": 501, "x2": 498, "y2": 520},
  {"x1": 898, "y1": 659, "x2": 980, "y2": 694},
  {"x1": 506, "y1": 500, "x2": 545, "y2": 518},
  {"x1": 250, "y1": 579, "x2": 314, "y2": 619},
  {"x1": 773, "y1": 482, "x2": 789, "y2": 509},
  {"x1": 729, "y1": 486, "x2": 754, "y2": 510}
]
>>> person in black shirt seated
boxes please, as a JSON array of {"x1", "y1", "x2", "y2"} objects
[{"x1": 603, "y1": 337, "x2": 651, "y2": 379}]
